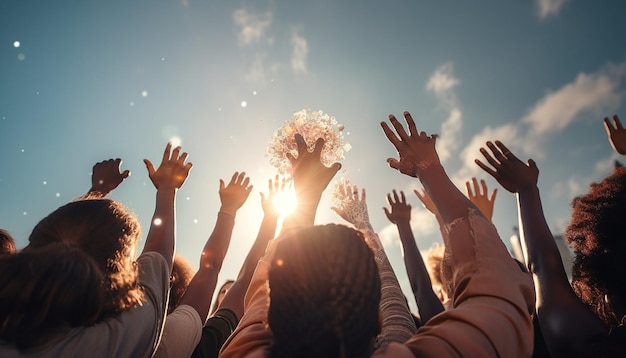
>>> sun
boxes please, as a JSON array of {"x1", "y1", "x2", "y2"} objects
[{"x1": 272, "y1": 187, "x2": 297, "y2": 217}]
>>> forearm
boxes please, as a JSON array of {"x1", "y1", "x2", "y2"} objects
[
  {"x1": 281, "y1": 194, "x2": 321, "y2": 232},
  {"x1": 142, "y1": 188, "x2": 177, "y2": 271},
  {"x1": 396, "y1": 222, "x2": 444, "y2": 322}
]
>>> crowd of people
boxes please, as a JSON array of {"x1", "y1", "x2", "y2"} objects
[{"x1": 0, "y1": 112, "x2": 625, "y2": 357}]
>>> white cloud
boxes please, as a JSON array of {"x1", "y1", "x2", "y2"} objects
[
  {"x1": 426, "y1": 63, "x2": 463, "y2": 163},
  {"x1": 233, "y1": 8, "x2": 272, "y2": 47},
  {"x1": 522, "y1": 65, "x2": 626, "y2": 136},
  {"x1": 291, "y1": 30, "x2": 308, "y2": 74},
  {"x1": 244, "y1": 53, "x2": 268, "y2": 82},
  {"x1": 536, "y1": 0, "x2": 568, "y2": 19}
]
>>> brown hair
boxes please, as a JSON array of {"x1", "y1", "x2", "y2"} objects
[
  {"x1": 27, "y1": 198, "x2": 143, "y2": 319},
  {"x1": 268, "y1": 224, "x2": 381, "y2": 358},
  {"x1": 0, "y1": 229, "x2": 16, "y2": 255},
  {"x1": 169, "y1": 254, "x2": 195, "y2": 314}
]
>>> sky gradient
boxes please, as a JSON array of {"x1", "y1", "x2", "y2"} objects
[{"x1": 2, "y1": 0, "x2": 625, "y2": 311}]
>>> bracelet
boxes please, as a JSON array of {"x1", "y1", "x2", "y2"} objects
[{"x1": 218, "y1": 210, "x2": 235, "y2": 219}]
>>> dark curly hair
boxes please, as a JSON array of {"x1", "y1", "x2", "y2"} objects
[
  {"x1": 169, "y1": 254, "x2": 195, "y2": 314},
  {"x1": 0, "y1": 229, "x2": 16, "y2": 255},
  {"x1": 268, "y1": 224, "x2": 381, "y2": 358},
  {"x1": 26, "y1": 198, "x2": 143, "y2": 320},
  {"x1": 565, "y1": 166, "x2": 626, "y2": 326}
]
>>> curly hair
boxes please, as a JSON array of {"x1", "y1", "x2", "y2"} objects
[
  {"x1": 0, "y1": 229, "x2": 16, "y2": 255},
  {"x1": 26, "y1": 198, "x2": 143, "y2": 320},
  {"x1": 268, "y1": 224, "x2": 381, "y2": 358},
  {"x1": 565, "y1": 166, "x2": 626, "y2": 326},
  {"x1": 169, "y1": 254, "x2": 195, "y2": 314},
  {"x1": 426, "y1": 243, "x2": 447, "y2": 304}
]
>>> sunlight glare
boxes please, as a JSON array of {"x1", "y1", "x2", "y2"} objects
[{"x1": 273, "y1": 187, "x2": 297, "y2": 216}]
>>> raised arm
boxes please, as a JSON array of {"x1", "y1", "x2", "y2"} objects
[
  {"x1": 603, "y1": 115, "x2": 626, "y2": 155},
  {"x1": 332, "y1": 183, "x2": 417, "y2": 347},
  {"x1": 384, "y1": 189, "x2": 444, "y2": 323},
  {"x1": 142, "y1": 143, "x2": 192, "y2": 271},
  {"x1": 179, "y1": 172, "x2": 252, "y2": 323},
  {"x1": 465, "y1": 177, "x2": 497, "y2": 221},
  {"x1": 476, "y1": 140, "x2": 608, "y2": 356},
  {"x1": 414, "y1": 188, "x2": 444, "y2": 228}
]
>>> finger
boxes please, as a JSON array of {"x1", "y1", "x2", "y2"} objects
[
  {"x1": 260, "y1": 192, "x2": 267, "y2": 202},
  {"x1": 480, "y1": 179, "x2": 488, "y2": 197},
  {"x1": 414, "y1": 189, "x2": 424, "y2": 201},
  {"x1": 268, "y1": 178, "x2": 274, "y2": 193},
  {"x1": 237, "y1": 172, "x2": 247, "y2": 185},
  {"x1": 430, "y1": 134, "x2": 438, "y2": 146},
  {"x1": 144, "y1": 159, "x2": 155, "y2": 177},
  {"x1": 171, "y1": 146, "x2": 182, "y2": 162},
  {"x1": 604, "y1": 117, "x2": 615, "y2": 134},
  {"x1": 494, "y1": 141, "x2": 520, "y2": 161},
  {"x1": 489, "y1": 188, "x2": 498, "y2": 202},
  {"x1": 383, "y1": 207, "x2": 392, "y2": 221},
  {"x1": 121, "y1": 170, "x2": 130, "y2": 179},
  {"x1": 329, "y1": 162, "x2": 341, "y2": 173},
  {"x1": 392, "y1": 189, "x2": 400, "y2": 203},
  {"x1": 184, "y1": 162, "x2": 193, "y2": 171},
  {"x1": 178, "y1": 151, "x2": 189, "y2": 164},
  {"x1": 313, "y1": 137, "x2": 325, "y2": 156},
  {"x1": 615, "y1": 115, "x2": 623, "y2": 130},
  {"x1": 229, "y1": 172, "x2": 239, "y2": 185},
  {"x1": 389, "y1": 114, "x2": 410, "y2": 142},
  {"x1": 404, "y1": 111, "x2": 418, "y2": 137},
  {"x1": 242, "y1": 176, "x2": 250, "y2": 188},
  {"x1": 473, "y1": 177, "x2": 481, "y2": 196},
  {"x1": 161, "y1": 143, "x2": 172, "y2": 164},
  {"x1": 528, "y1": 159, "x2": 538, "y2": 169},
  {"x1": 475, "y1": 159, "x2": 498, "y2": 178},
  {"x1": 387, "y1": 158, "x2": 400, "y2": 171},
  {"x1": 486, "y1": 141, "x2": 506, "y2": 163},
  {"x1": 361, "y1": 188, "x2": 367, "y2": 202},
  {"x1": 381, "y1": 120, "x2": 402, "y2": 148},
  {"x1": 331, "y1": 207, "x2": 341, "y2": 216},
  {"x1": 400, "y1": 190, "x2": 406, "y2": 204},
  {"x1": 294, "y1": 134, "x2": 307, "y2": 155},
  {"x1": 286, "y1": 152, "x2": 297, "y2": 166},
  {"x1": 465, "y1": 180, "x2": 473, "y2": 197},
  {"x1": 246, "y1": 184, "x2": 253, "y2": 192},
  {"x1": 352, "y1": 185, "x2": 359, "y2": 199},
  {"x1": 219, "y1": 179, "x2": 225, "y2": 191},
  {"x1": 479, "y1": 147, "x2": 500, "y2": 168}
]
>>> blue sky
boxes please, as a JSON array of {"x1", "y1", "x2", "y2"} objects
[{"x1": 2, "y1": 0, "x2": 625, "y2": 312}]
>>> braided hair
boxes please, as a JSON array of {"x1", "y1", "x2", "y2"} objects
[
  {"x1": 268, "y1": 224, "x2": 381, "y2": 358},
  {"x1": 565, "y1": 166, "x2": 626, "y2": 326}
]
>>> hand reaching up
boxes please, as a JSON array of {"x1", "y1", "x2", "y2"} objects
[
  {"x1": 219, "y1": 172, "x2": 253, "y2": 216},
  {"x1": 331, "y1": 183, "x2": 371, "y2": 230},
  {"x1": 381, "y1": 111, "x2": 440, "y2": 177},
  {"x1": 383, "y1": 190, "x2": 411, "y2": 224},
  {"x1": 88, "y1": 158, "x2": 130, "y2": 196},
  {"x1": 465, "y1": 177, "x2": 497, "y2": 220},
  {"x1": 475, "y1": 141, "x2": 538, "y2": 194},
  {"x1": 287, "y1": 133, "x2": 341, "y2": 198},
  {"x1": 260, "y1": 174, "x2": 289, "y2": 218},
  {"x1": 144, "y1": 143, "x2": 192, "y2": 191},
  {"x1": 603, "y1": 115, "x2": 626, "y2": 155}
]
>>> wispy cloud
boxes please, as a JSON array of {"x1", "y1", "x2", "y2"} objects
[
  {"x1": 523, "y1": 64, "x2": 626, "y2": 136},
  {"x1": 232, "y1": 8, "x2": 272, "y2": 47},
  {"x1": 291, "y1": 30, "x2": 308, "y2": 74},
  {"x1": 536, "y1": 0, "x2": 569, "y2": 19},
  {"x1": 426, "y1": 62, "x2": 463, "y2": 162}
]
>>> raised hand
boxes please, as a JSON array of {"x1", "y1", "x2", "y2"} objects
[
  {"x1": 219, "y1": 172, "x2": 253, "y2": 216},
  {"x1": 260, "y1": 174, "x2": 288, "y2": 218},
  {"x1": 413, "y1": 188, "x2": 439, "y2": 217},
  {"x1": 287, "y1": 133, "x2": 341, "y2": 197},
  {"x1": 143, "y1": 143, "x2": 192, "y2": 190},
  {"x1": 381, "y1": 111, "x2": 440, "y2": 177},
  {"x1": 465, "y1": 177, "x2": 497, "y2": 220},
  {"x1": 475, "y1": 141, "x2": 538, "y2": 194},
  {"x1": 331, "y1": 183, "x2": 371, "y2": 230},
  {"x1": 383, "y1": 190, "x2": 411, "y2": 224},
  {"x1": 603, "y1": 115, "x2": 626, "y2": 155},
  {"x1": 88, "y1": 158, "x2": 130, "y2": 197}
]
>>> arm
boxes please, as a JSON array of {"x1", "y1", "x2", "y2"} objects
[
  {"x1": 216, "y1": 175, "x2": 283, "y2": 319},
  {"x1": 603, "y1": 115, "x2": 626, "y2": 155},
  {"x1": 465, "y1": 177, "x2": 497, "y2": 221},
  {"x1": 381, "y1": 112, "x2": 534, "y2": 357},
  {"x1": 179, "y1": 172, "x2": 252, "y2": 323},
  {"x1": 384, "y1": 189, "x2": 444, "y2": 323},
  {"x1": 476, "y1": 140, "x2": 608, "y2": 356},
  {"x1": 142, "y1": 143, "x2": 192, "y2": 271},
  {"x1": 332, "y1": 184, "x2": 417, "y2": 346},
  {"x1": 80, "y1": 158, "x2": 130, "y2": 199},
  {"x1": 414, "y1": 188, "x2": 444, "y2": 228}
]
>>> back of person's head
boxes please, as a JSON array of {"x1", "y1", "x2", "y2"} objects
[
  {"x1": 0, "y1": 229, "x2": 16, "y2": 255},
  {"x1": 211, "y1": 279, "x2": 235, "y2": 315},
  {"x1": 169, "y1": 254, "x2": 195, "y2": 314},
  {"x1": 26, "y1": 198, "x2": 143, "y2": 319},
  {"x1": 426, "y1": 243, "x2": 447, "y2": 304},
  {"x1": 0, "y1": 242, "x2": 104, "y2": 350},
  {"x1": 565, "y1": 166, "x2": 626, "y2": 326},
  {"x1": 268, "y1": 224, "x2": 381, "y2": 358}
]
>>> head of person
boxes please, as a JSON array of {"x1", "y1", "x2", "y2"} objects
[
  {"x1": 25, "y1": 198, "x2": 143, "y2": 319},
  {"x1": 169, "y1": 254, "x2": 195, "y2": 314},
  {"x1": 211, "y1": 279, "x2": 235, "y2": 315},
  {"x1": 0, "y1": 229, "x2": 16, "y2": 255},
  {"x1": 0, "y1": 242, "x2": 105, "y2": 349},
  {"x1": 268, "y1": 224, "x2": 381, "y2": 358},
  {"x1": 565, "y1": 166, "x2": 626, "y2": 326}
]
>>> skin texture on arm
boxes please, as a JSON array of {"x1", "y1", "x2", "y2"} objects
[
  {"x1": 465, "y1": 177, "x2": 497, "y2": 221},
  {"x1": 476, "y1": 140, "x2": 608, "y2": 357},
  {"x1": 332, "y1": 183, "x2": 417, "y2": 346},
  {"x1": 603, "y1": 115, "x2": 626, "y2": 155},
  {"x1": 179, "y1": 172, "x2": 253, "y2": 323},
  {"x1": 216, "y1": 175, "x2": 284, "y2": 320},
  {"x1": 384, "y1": 189, "x2": 444, "y2": 323},
  {"x1": 142, "y1": 143, "x2": 193, "y2": 272}
]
